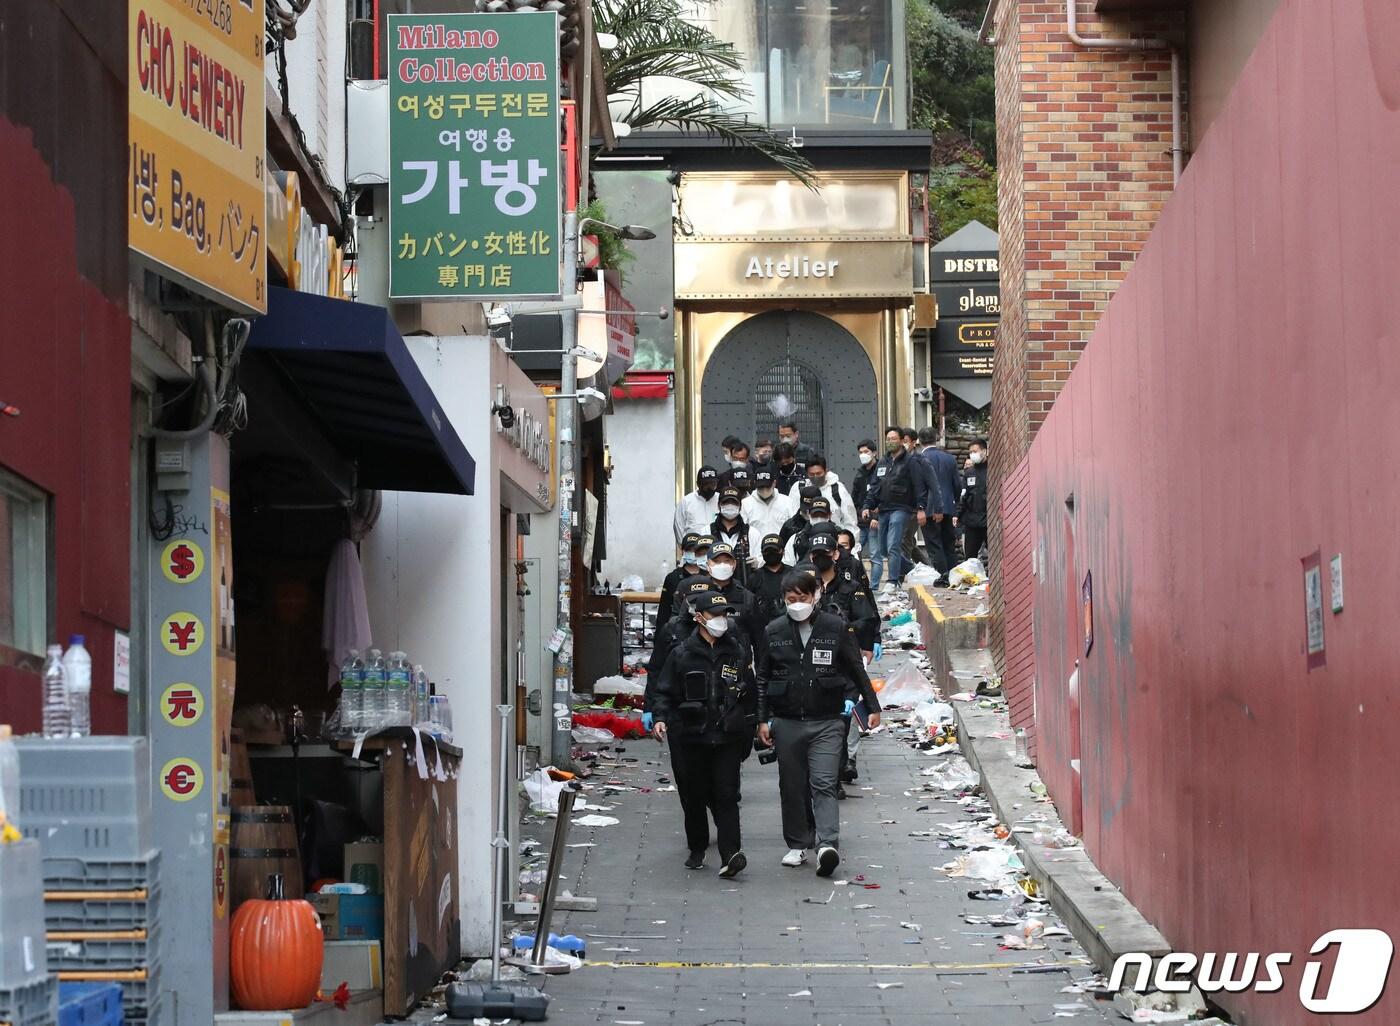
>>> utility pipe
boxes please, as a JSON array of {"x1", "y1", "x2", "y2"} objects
[{"x1": 1065, "y1": 0, "x2": 1182, "y2": 183}]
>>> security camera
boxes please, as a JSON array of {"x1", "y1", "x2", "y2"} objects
[
  {"x1": 487, "y1": 305, "x2": 512, "y2": 332},
  {"x1": 576, "y1": 387, "x2": 606, "y2": 404},
  {"x1": 914, "y1": 387, "x2": 934, "y2": 401},
  {"x1": 492, "y1": 403, "x2": 516, "y2": 429}
]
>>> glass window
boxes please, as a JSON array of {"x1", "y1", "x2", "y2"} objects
[{"x1": 0, "y1": 468, "x2": 49, "y2": 657}]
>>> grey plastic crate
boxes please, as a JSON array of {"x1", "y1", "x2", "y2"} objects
[
  {"x1": 44, "y1": 887, "x2": 159, "y2": 931},
  {"x1": 117, "y1": 959, "x2": 161, "y2": 1017},
  {"x1": 42, "y1": 849, "x2": 160, "y2": 892},
  {"x1": 0, "y1": 841, "x2": 49, "y2": 990},
  {"x1": 0, "y1": 975, "x2": 57, "y2": 1026},
  {"x1": 15, "y1": 737, "x2": 152, "y2": 859},
  {"x1": 46, "y1": 923, "x2": 160, "y2": 971}
]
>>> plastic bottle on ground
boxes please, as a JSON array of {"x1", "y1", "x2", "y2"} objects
[
  {"x1": 386, "y1": 650, "x2": 412, "y2": 727},
  {"x1": 42, "y1": 644, "x2": 70, "y2": 738},
  {"x1": 63, "y1": 635, "x2": 92, "y2": 737},
  {"x1": 339, "y1": 649, "x2": 365, "y2": 734},
  {"x1": 362, "y1": 648, "x2": 386, "y2": 732}
]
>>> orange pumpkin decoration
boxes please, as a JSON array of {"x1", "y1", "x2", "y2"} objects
[{"x1": 230, "y1": 873, "x2": 324, "y2": 1010}]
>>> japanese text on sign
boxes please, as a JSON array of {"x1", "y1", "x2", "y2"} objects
[
  {"x1": 128, "y1": 0, "x2": 266, "y2": 314},
  {"x1": 389, "y1": 13, "x2": 562, "y2": 300}
]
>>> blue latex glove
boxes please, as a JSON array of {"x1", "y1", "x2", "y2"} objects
[
  {"x1": 642, "y1": 711, "x2": 654, "y2": 732},
  {"x1": 873, "y1": 642, "x2": 884, "y2": 662},
  {"x1": 843, "y1": 699, "x2": 855, "y2": 718}
]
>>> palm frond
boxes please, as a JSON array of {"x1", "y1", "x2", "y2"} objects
[{"x1": 627, "y1": 93, "x2": 818, "y2": 187}]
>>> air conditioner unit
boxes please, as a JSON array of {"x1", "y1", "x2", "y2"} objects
[{"x1": 347, "y1": 79, "x2": 389, "y2": 186}]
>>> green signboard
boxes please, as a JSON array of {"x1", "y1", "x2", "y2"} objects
[{"x1": 389, "y1": 13, "x2": 561, "y2": 300}]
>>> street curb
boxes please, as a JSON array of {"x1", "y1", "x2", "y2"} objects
[
  {"x1": 908, "y1": 585, "x2": 990, "y2": 689},
  {"x1": 947, "y1": 679, "x2": 1171, "y2": 975}
]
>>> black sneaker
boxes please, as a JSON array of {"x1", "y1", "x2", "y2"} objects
[
  {"x1": 841, "y1": 760, "x2": 859, "y2": 783},
  {"x1": 718, "y1": 851, "x2": 747, "y2": 879},
  {"x1": 837, "y1": 784, "x2": 848, "y2": 800},
  {"x1": 685, "y1": 851, "x2": 705, "y2": 870},
  {"x1": 816, "y1": 846, "x2": 840, "y2": 878}
]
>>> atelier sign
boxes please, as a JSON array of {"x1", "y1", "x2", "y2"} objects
[{"x1": 675, "y1": 238, "x2": 913, "y2": 300}]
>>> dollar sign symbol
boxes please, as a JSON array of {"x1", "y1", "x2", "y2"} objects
[{"x1": 171, "y1": 544, "x2": 196, "y2": 579}]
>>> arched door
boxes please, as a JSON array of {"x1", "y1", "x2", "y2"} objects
[{"x1": 701, "y1": 311, "x2": 878, "y2": 486}]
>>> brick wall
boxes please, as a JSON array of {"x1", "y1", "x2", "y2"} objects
[{"x1": 988, "y1": 0, "x2": 1182, "y2": 673}]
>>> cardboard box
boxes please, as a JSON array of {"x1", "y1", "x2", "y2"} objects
[
  {"x1": 310, "y1": 893, "x2": 384, "y2": 941},
  {"x1": 321, "y1": 939, "x2": 383, "y2": 992},
  {"x1": 344, "y1": 841, "x2": 384, "y2": 895}
]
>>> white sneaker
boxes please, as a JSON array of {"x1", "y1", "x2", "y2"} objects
[{"x1": 781, "y1": 849, "x2": 807, "y2": 868}]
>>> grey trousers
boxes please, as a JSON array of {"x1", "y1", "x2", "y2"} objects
[{"x1": 772, "y1": 716, "x2": 846, "y2": 851}]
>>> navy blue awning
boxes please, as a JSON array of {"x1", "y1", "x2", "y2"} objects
[{"x1": 246, "y1": 288, "x2": 476, "y2": 494}]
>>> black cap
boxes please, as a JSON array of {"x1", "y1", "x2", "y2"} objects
[
  {"x1": 807, "y1": 528, "x2": 838, "y2": 553},
  {"x1": 697, "y1": 465, "x2": 719, "y2": 482},
  {"x1": 810, "y1": 497, "x2": 832, "y2": 515},
  {"x1": 730, "y1": 467, "x2": 752, "y2": 486},
  {"x1": 678, "y1": 576, "x2": 717, "y2": 601},
  {"x1": 709, "y1": 541, "x2": 736, "y2": 559},
  {"x1": 798, "y1": 485, "x2": 820, "y2": 502},
  {"x1": 760, "y1": 533, "x2": 783, "y2": 551},
  {"x1": 681, "y1": 531, "x2": 703, "y2": 552},
  {"x1": 754, "y1": 467, "x2": 775, "y2": 485},
  {"x1": 693, "y1": 592, "x2": 736, "y2": 615},
  {"x1": 694, "y1": 535, "x2": 714, "y2": 550},
  {"x1": 718, "y1": 487, "x2": 742, "y2": 504}
]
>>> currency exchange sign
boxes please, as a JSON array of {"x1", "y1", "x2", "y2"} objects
[{"x1": 389, "y1": 13, "x2": 562, "y2": 301}]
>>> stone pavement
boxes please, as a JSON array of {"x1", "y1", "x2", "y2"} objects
[{"x1": 516, "y1": 653, "x2": 1119, "y2": 1026}]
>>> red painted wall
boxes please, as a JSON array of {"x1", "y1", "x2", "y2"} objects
[
  {"x1": 0, "y1": 0, "x2": 131, "y2": 734},
  {"x1": 1020, "y1": 1, "x2": 1400, "y2": 1021}
]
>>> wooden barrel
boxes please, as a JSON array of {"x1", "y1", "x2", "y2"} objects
[
  {"x1": 229, "y1": 728, "x2": 256, "y2": 807},
  {"x1": 230, "y1": 805, "x2": 302, "y2": 911}
]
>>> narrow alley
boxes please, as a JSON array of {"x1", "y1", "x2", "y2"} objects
[{"x1": 514, "y1": 650, "x2": 1115, "y2": 1026}]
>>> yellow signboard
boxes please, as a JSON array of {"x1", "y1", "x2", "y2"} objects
[{"x1": 129, "y1": 0, "x2": 267, "y2": 314}]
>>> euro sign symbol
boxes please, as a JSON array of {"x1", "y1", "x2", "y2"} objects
[{"x1": 170, "y1": 544, "x2": 196, "y2": 579}]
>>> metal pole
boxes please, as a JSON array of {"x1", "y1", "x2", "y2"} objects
[
  {"x1": 551, "y1": 209, "x2": 580, "y2": 770},
  {"x1": 530, "y1": 787, "x2": 577, "y2": 965},
  {"x1": 489, "y1": 704, "x2": 512, "y2": 984}
]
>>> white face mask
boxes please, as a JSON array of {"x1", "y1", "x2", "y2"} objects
[
  {"x1": 786, "y1": 601, "x2": 815, "y2": 622},
  {"x1": 701, "y1": 614, "x2": 730, "y2": 637},
  {"x1": 730, "y1": 459, "x2": 747, "y2": 468},
  {"x1": 969, "y1": 450, "x2": 985, "y2": 464},
  {"x1": 709, "y1": 562, "x2": 736, "y2": 582},
  {"x1": 811, "y1": 516, "x2": 830, "y2": 526},
  {"x1": 719, "y1": 504, "x2": 741, "y2": 519},
  {"x1": 859, "y1": 451, "x2": 874, "y2": 466}
]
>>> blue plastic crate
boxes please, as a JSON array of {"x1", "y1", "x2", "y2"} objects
[{"x1": 57, "y1": 981, "x2": 123, "y2": 1026}]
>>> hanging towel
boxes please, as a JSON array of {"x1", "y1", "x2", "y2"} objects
[{"x1": 323, "y1": 538, "x2": 372, "y2": 687}]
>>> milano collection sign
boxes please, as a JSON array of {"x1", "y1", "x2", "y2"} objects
[{"x1": 388, "y1": 13, "x2": 562, "y2": 301}]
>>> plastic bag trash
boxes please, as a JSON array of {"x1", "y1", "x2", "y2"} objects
[
  {"x1": 592, "y1": 674, "x2": 646, "y2": 697},
  {"x1": 619, "y1": 575, "x2": 645, "y2": 592},
  {"x1": 920, "y1": 760, "x2": 979, "y2": 791},
  {"x1": 903, "y1": 564, "x2": 942, "y2": 587},
  {"x1": 944, "y1": 850, "x2": 1013, "y2": 882},
  {"x1": 574, "y1": 814, "x2": 620, "y2": 827},
  {"x1": 886, "y1": 621, "x2": 922, "y2": 645},
  {"x1": 875, "y1": 661, "x2": 935, "y2": 706},
  {"x1": 523, "y1": 768, "x2": 568, "y2": 813},
  {"x1": 949, "y1": 558, "x2": 987, "y2": 586},
  {"x1": 572, "y1": 726, "x2": 616, "y2": 744},
  {"x1": 911, "y1": 701, "x2": 955, "y2": 728}
]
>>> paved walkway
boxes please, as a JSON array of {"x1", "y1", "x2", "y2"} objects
[{"x1": 520, "y1": 653, "x2": 1117, "y2": 1026}]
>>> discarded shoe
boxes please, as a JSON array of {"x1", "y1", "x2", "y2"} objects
[
  {"x1": 685, "y1": 851, "x2": 705, "y2": 870},
  {"x1": 975, "y1": 680, "x2": 1003, "y2": 697},
  {"x1": 816, "y1": 846, "x2": 841, "y2": 878},
  {"x1": 718, "y1": 851, "x2": 747, "y2": 879},
  {"x1": 782, "y1": 849, "x2": 808, "y2": 868}
]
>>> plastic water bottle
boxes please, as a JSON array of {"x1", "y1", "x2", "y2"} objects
[
  {"x1": 63, "y1": 635, "x2": 92, "y2": 737},
  {"x1": 413, "y1": 665, "x2": 430, "y2": 727},
  {"x1": 386, "y1": 651, "x2": 412, "y2": 727},
  {"x1": 0, "y1": 726, "x2": 18, "y2": 831},
  {"x1": 339, "y1": 650, "x2": 364, "y2": 734},
  {"x1": 362, "y1": 649, "x2": 386, "y2": 732},
  {"x1": 42, "y1": 644, "x2": 71, "y2": 738}
]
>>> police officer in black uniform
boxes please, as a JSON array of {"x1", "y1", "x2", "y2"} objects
[
  {"x1": 709, "y1": 487, "x2": 751, "y2": 585},
  {"x1": 657, "y1": 532, "x2": 708, "y2": 628},
  {"x1": 642, "y1": 576, "x2": 717, "y2": 733},
  {"x1": 756, "y1": 569, "x2": 882, "y2": 877},
  {"x1": 750, "y1": 533, "x2": 790, "y2": 626},
  {"x1": 707, "y1": 542, "x2": 762, "y2": 646},
  {"x1": 789, "y1": 496, "x2": 839, "y2": 564},
  {"x1": 778, "y1": 485, "x2": 818, "y2": 547},
  {"x1": 809, "y1": 529, "x2": 881, "y2": 658},
  {"x1": 651, "y1": 592, "x2": 758, "y2": 878}
]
